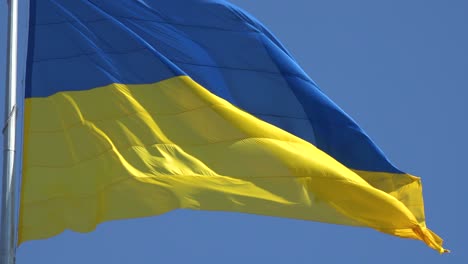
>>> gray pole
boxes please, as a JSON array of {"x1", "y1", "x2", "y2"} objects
[{"x1": 1, "y1": 0, "x2": 19, "y2": 263}]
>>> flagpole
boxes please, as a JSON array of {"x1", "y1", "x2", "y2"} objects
[{"x1": 1, "y1": 0, "x2": 19, "y2": 262}]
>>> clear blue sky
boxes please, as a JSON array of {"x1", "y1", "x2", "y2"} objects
[{"x1": 1, "y1": 0, "x2": 467, "y2": 263}]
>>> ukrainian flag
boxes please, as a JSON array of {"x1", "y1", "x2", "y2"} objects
[{"x1": 21, "y1": 0, "x2": 445, "y2": 252}]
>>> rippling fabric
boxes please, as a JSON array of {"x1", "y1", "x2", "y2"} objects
[{"x1": 21, "y1": 0, "x2": 445, "y2": 252}]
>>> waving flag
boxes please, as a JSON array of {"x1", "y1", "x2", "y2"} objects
[{"x1": 20, "y1": 0, "x2": 445, "y2": 252}]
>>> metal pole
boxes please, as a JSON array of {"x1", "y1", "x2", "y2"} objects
[{"x1": 1, "y1": 0, "x2": 19, "y2": 262}]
